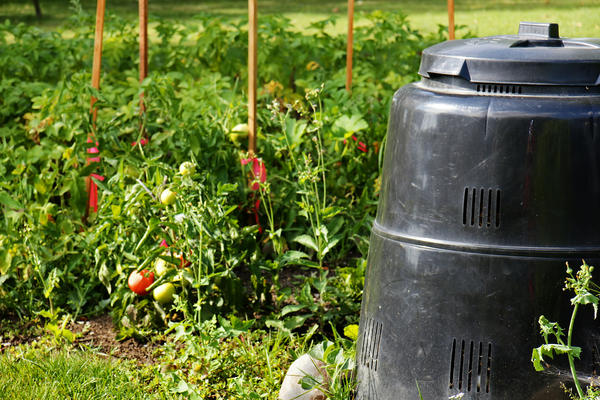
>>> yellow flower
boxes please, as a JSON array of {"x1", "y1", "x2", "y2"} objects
[
  {"x1": 306, "y1": 61, "x2": 320, "y2": 71},
  {"x1": 62, "y1": 147, "x2": 73, "y2": 160},
  {"x1": 374, "y1": 176, "x2": 381, "y2": 195},
  {"x1": 344, "y1": 324, "x2": 359, "y2": 340},
  {"x1": 264, "y1": 80, "x2": 283, "y2": 96}
]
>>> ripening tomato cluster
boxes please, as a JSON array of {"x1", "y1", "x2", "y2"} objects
[
  {"x1": 127, "y1": 162, "x2": 195, "y2": 304},
  {"x1": 127, "y1": 246, "x2": 191, "y2": 304}
]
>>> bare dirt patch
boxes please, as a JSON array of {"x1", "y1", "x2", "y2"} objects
[
  {"x1": 69, "y1": 314, "x2": 160, "y2": 364},
  {"x1": 1, "y1": 314, "x2": 161, "y2": 365}
]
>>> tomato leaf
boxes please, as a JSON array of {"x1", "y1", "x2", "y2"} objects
[
  {"x1": 98, "y1": 261, "x2": 111, "y2": 294},
  {"x1": 0, "y1": 191, "x2": 23, "y2": 209},
  {"x1": 281, "y1": 304, "x2": 307, "y2": 316},
  {"x1": 293, "y1": 234, "x2": 318, "y2": 252}
]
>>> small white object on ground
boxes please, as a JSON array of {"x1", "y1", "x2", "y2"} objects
[{"x1": 278, "y1": 354, "x2": 329, "y2": 400}]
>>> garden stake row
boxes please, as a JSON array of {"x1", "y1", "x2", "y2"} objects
[
  {"x1": 247, "y1": 0, "x2": 357, "y2": 145},
  {"x1": 86, "y1": 0, "x2": 361, "y2": 218},
  {"x1": 86, "y1": 0, "x2": 149, "y2": 219}
]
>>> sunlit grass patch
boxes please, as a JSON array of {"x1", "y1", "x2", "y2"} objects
[{"x1": 0, "y1": 346, "x2": 153, "y2": 399}]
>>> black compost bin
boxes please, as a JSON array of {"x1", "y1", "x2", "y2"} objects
[{"x1": 357, "y1": 22, "x2": 600, "y2": 400}]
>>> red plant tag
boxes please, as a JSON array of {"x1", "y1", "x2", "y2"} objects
[
  {"x1": 343, "y1": 135, "x2": 367, "y2": 153},
  {"x1": 88, "y1": 173, "x2": 105, "y2": 213},
  {"x1": 241, "y1": 157, "x2": 267, "y2": 191}
]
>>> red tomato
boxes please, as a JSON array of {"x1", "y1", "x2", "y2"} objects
[{"x1": 128, "y1": 269, "x2": 155, "y2": 295}]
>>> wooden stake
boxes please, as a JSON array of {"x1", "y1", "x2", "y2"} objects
[
  {"x1": 90, "y1": 0, "x2": 106, "y2": 126},
  {"x1": 86, "y1": 0, "x2": 106, "y2": 221},
  {"x1": 346, "y1": 0, "x2": 355, "y2": 93},
  {"x1": 139, "y1": 0, "x2": 148, "y2": 115},
  {"x1": 248, "y1": 0, "x2": 257, "y2": 156},
  {"x1": 448, "y1": 0, "x2": 455, "y2": 40}
]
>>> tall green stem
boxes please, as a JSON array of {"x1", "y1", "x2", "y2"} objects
[
  {"x1": 567, "y1": 303, "x2": 584, "y2": 399},
  {"x1": 195, "y1": 212, "x2": 204, "y2": 325}
]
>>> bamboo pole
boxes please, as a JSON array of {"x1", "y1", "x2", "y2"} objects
[
  {"x1": 346, "y1": 0, "x2": 355, "y2": 92},
  {"x1": 139, "y1": 0, "x2": 148, "y2": 115},
  {"x1": 448, "y1": 0, "x2": 455, "y2": 40},
  {"x1": 248, "y1": 0, "x2": 257, "y2": 156},
  {"x1": 90, "y1": 0, "x2": 106, "y2": 126}
]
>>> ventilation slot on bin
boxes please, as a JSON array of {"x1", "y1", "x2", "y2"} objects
[
  {"x1": 449, "y1": 339, "x2": 493, "y2": 393},
  {"x1": 476, "y1": 84, "x2": 522, "y2": 95},
  {"x1": 360, "y1": 318, "x2": 383, "y2": 371},
  {"x1": 462, "y1": 188, "x2": 501, "y2": 228}
]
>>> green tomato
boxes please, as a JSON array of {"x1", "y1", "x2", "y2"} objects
[
  {"x1": 229, "y1": 123, "x2": 249, "y2": 146},
  {"x1": 160, "y1": 189, "x2": 176, "y2": 205},
  {"x1": 179, "y1": 161, "x2": 196, "y2": 176},
  {"x1": 231, "y1": 123, "x2": 249, "y2": 134},
  {"x1": 153, "y1": 282, "x2": 175, "y2": 304},
  {"x1": 229, "y1": 133, "x2": 248, "y2": 146},
  {"x1": 154, "y1": 258, "x2": 172, "y2": 277}
]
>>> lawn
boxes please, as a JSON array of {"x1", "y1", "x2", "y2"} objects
[{"x1": 2, "y1": 0, "x2": 600, "y2": 37}]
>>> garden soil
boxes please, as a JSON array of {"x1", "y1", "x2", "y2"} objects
[
  {"x1": 69, "y1": 314, "x2": 159, "y2": 364},
  {"x1": 0, "y1": 314, "x2": 160, "y2": 365}
]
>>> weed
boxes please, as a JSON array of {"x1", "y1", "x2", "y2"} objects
[{"x1": 532, "y1": 261, "x2": 600, "y2": 399}]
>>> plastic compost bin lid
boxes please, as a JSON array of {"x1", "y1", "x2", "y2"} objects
[{"x1": 419, "y1": 22, "x2": 600, "y2": 86}]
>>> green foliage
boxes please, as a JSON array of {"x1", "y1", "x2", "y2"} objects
[
  {"x1": 145, "y1": 318, "x2": 357, "y2": 399},
  {"x1": 151, "y1": 319, "x2": 295, "y2": 399},
  {"x1": 304, "y1": 335, "x2": 357, "y2": 400}
]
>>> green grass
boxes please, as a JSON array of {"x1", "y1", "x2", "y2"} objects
[
  {"x1": 0, "y1": 346, "x2": 152, "y2": 399},
  {"x1": 2, "y1": 0, "x2": 600, "y2": 37}
]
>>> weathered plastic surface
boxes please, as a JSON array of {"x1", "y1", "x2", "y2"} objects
[{"x1": 357, "y1": 23, "x2": 600, "y2": 400}]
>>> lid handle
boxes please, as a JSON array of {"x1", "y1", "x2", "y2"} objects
[{"x1": 518, "y1": 22, "x2": 559, "y2": 39}]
